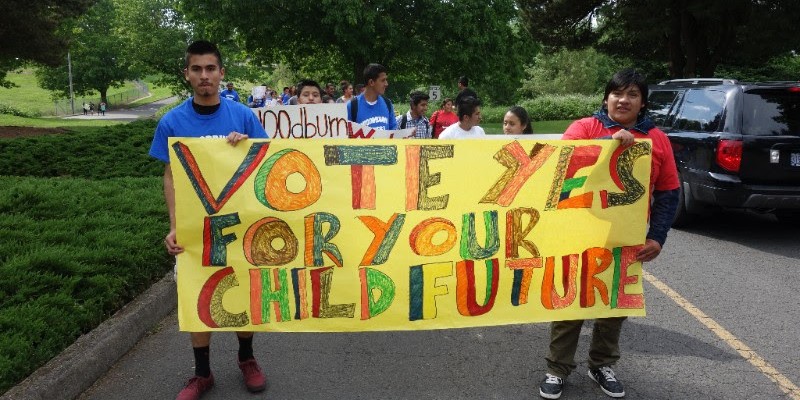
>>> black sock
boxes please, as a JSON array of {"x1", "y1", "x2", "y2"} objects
[
  {"x1": 238, "y1": 335, "x2": 254, "y2": 362},
  {"x1": 193, "y1": 346, "x2": 211, "y2": 378}
]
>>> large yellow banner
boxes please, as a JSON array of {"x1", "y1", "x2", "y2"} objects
[{"x1": 170, "y1": 138, "x2": 653, "y2": 332}]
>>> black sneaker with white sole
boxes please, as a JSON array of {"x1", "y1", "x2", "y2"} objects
[
  {"x1": 539, "y1": 373, "x2": 564, "y2": 399},
  {"x1": 588, "y1": 366, "x2": 625, "y2": 398}
]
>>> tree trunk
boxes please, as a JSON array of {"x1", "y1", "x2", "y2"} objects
[
  {"x1": 682, "y1": 7, "x2": 698, "y2": 77},
  {"x1": 668, "y1": 0, "x2": 686, "y2": 78},
  {"x1": 100, "y1": 88, "x2": 108, "y2": 106},
  {"x1": 353, "y1": 58, "x2": 368, "y2": 87}
]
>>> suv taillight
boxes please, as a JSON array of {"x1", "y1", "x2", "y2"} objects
[{"x1": 716, "y1": 140, "x2": 742, "y2": 172}]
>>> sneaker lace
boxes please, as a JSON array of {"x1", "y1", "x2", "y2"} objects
[
  {"x1": 544, "y1": 373, "x2": 563, "y2": 384},
  {"x1": 599, "y1": 367, "x2": 618, "y2": 382}
]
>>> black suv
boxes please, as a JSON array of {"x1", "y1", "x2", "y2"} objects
[{"x1": 647, "y1": 79, "x2": 800, "y2": 226}]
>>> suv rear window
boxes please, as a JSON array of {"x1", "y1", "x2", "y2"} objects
[
  {"x1": 742, "y1": 89, "x2": 800, "y2": 136},
  {"x1": 648, "y1": 90, "x2": 681, "y2": 127},
  {"x1": 672, "y1": 89, "x2": 726, "y2": 132}
]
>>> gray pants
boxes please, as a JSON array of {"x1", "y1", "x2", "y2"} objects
[{"x1": 545, "y1": 317, "x2": 627, "y2": 378}]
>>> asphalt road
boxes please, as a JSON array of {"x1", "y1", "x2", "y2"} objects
[
  {"x1": 78, "y1": 209, "x2": 799, "y2": 400},
  {"x1": 63, "y1": 97, "x2": 177, "y2": 121}
]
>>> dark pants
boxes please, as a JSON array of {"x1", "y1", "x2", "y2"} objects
[{"x1": 545, "y1": 317, "x2": 627, "y2": 378}]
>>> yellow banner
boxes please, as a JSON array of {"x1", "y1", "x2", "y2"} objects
[{"x1": 170, "y1": 138, "x2": 653, "y2": 332}]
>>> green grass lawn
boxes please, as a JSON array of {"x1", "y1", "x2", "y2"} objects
[
  {"x1": 0, "y1": 114, "x2": 128, "y2": 128},
  {"x1": 0, "y1": 69, "x2": 167, "y2": 116}
]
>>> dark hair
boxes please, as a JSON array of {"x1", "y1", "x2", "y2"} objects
[
  {"x1": 184, "y1": 40, "x2": 223, "y2": 68},
  {"x1": 409, "y1": 91, "x2": 429, "y2": 107},
  {"x1": 355, "y1": 83, "x2": 365, "y2": 92},
  {"x1": 507, "y1": 106, "x2": 533, "y2": 134},
  {"x1": 296, "y1": 79, "x2": 322, "y2": 96},
  {"x1": 603, "y1": 68, "x2": 649, "y2": 115},
  {"x1": 322, "y1": 94, "x2": 332, "y2": 103},
  {"x1": 458, "y1": 76, "x2": 469, "y2": 87},
  {"x1": 340, "y1": 80, "x2": 351, "y2": 92},
  {"x1": 363, "y1": 63, "x2": 387, "y2": 84},
  {"x1": 440, "y1": 97, "x2": 453, "y2": 109},
  {"x1": 457, "y1": 96, "x2": 481, "y2": 121},
  {"x1": 283, "y1": 86, "x2": 289, "y2": 91}
]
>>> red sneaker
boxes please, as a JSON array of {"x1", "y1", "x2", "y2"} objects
[
  {"x1": 176, "y1": 374, "x2": 214, "y2": 400},
  {"x1": 238, "y1": 358, "x2": 267, "y2": 392}
]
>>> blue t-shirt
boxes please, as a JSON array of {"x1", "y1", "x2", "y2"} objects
[
  {"x1": 347, "y1": 94, "x2": 397, "y2": 130},
  {"x1": 246, "y1": 95, "x2": 266, "y2": 108},
  {"x1": 149, "y1": 98, "x2": 268, "y2": 163},
  {"x1": 220, "y1": 89, "x2": 240, "y2": 102}
]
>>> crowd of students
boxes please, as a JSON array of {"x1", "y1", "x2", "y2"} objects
[{"x1": 221, "y1": 69, "x2": 537, "y2": 139}]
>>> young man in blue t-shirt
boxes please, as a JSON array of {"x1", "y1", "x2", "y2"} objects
[
  {"x1": 148, "y1": 40, "x2": 268, "y2": 400},
  {"x1": 219, "y1": 82, "x2": 240, "y2": 102},
  {"x1": 346, "y1": 63, "x2": 397, "y2": 130}
]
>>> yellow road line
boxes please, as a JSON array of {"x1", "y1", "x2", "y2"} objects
[{"x1": 644, "y1": 271, "x2": 800, "y2": 400}]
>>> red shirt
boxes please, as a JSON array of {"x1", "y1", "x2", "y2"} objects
[
  {"x1": 562, "y1": 116, "x2": 680, "y2": 192},
  {"x1": 430, "y1": 110, "x2": 459, "y2": 139}
]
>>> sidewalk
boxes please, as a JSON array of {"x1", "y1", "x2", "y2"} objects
[{"x1": 63, "y1": 97, "x2": 177, "y2": 122}]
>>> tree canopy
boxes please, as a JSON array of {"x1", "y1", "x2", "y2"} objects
[
  {"x1": 36, "y1": 0, "x2": 136, "y2": 103},
  {"x1": 0, "y1": 0, "x2": 96, "y2": 87},
  {"x1": 518, "y1": 0, "x2": 800, "y2": 78},
  {"x1": 180, "y1": 0, "x2": 536, "y2": 102}
]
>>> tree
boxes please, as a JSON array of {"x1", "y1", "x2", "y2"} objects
[
  {"x1": 113, "y1": 0, "x2": 193, "y2": 96},
  {"x1": 180, "y1": 0, "x2": 536, "y2": 102},
  {"x1": 518, "y1": 0, "x2": 800, "y2": 78},
  {"x1": 520, "y1": 48, "x2": 625, "y2": 97},
  {"x1": 0, "y1": 0, "x2": 96, "y2": 87},
  {"x1": 37, "y1": 0, "x2": 135, "y2": 104}
]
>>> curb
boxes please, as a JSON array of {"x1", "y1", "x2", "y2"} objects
[{"x1": 1, "y1": 272, "x2": 176, "y2": 400}]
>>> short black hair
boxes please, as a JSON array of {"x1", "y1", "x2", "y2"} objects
[
  {"x1": 363, "y1": 63, "x2": 387, "y2": 84},
  {"x1": 296, "y1": 79, "x2": 322, "y2": 96},
  {"x1": 185, "y1": 40, "x2": 222, "y2": 69},
  {"x1": 340, "y1": 80, "x2": 351, "y2": 92},
  {"x1": 603, "y1": 68, "x2": 649, "y2": 115},
  {"x1": 457, "y1": 96, "x2": 481, "y2": 121},
  {"x1": 458, "y1": 76, "x2": 469, "y2": 86},
  {"x1": 507, "y1": 106, "x2": 533, "y2": 134},
  {"x1": 409, "y1": 91, "x2": 429, "y2": 107}
]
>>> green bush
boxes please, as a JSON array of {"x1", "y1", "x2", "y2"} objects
[
  {"x1": 0, "y1": 120, "x2": 172, "y2": 393},
  {"x1": 478, "y1": 95, "x2": 600, "y2": 124},
  {"x1": 0, "y1": 176, "x2": 170, "y2": 393},
  {"x1": 0, "y1": 103, "x2": 40, "y2": 118},
  {"x1": 155, "y1": 98, "x2": 183, "y2": 119},
  {"x1": 477, "y1": 105, "x2": 511, "y2": 124},
  {"x1": 521, "y1": 94, "x2": 602, "y2": 121},
  {"x1": 0, "y1": 119, "x2": 163, "y2": 179}
]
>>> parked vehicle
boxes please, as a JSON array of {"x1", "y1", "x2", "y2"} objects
[{"x1": 647, "y1": 79, "x2": 800, "y2": 226}]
